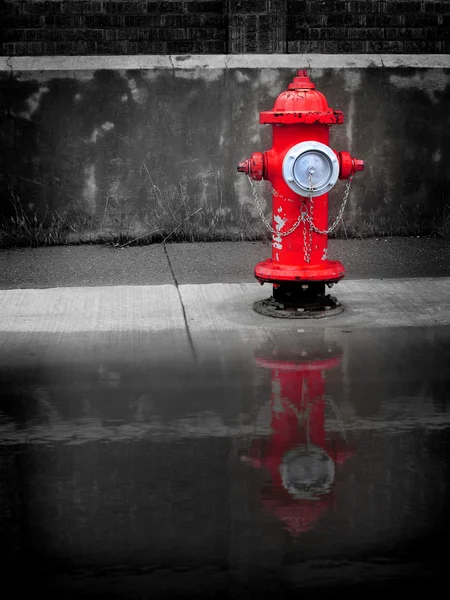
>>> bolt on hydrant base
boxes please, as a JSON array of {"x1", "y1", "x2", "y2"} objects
[
  {"x1": 253, "y1": 298, "x2": 344, "y2": 319},
  {"x1": 253, "y1": 281, "x2": 344, "y2": 319}
]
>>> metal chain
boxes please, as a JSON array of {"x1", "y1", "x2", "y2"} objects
[
  {"x1": 247, "y1": 174, "x2": 353, "y2": 242},
  {"x1": 247, "y1": 177, "x2": 307, "y2": 238},
  {"x1": 310, "y1": 176, "x2": 353, "y2": 235}
]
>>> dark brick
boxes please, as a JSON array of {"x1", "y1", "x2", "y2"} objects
[
  {"x1": 84, "y1": 15, "x2": 126, "y2": 27},
  {"x1": 305, "y1": 1, "x2": 336, "y2": 13},
  {"x1": 230, "y1": 15, "x2": 258, "y2": 31},
  {"x1": 162, "y1": 13, "x2": 224, "y2": 26},
  {"x1": 15, "y1": 41, "x2": 34, "y2": 54},
  {"x1": 96, "y1": 41, "x2": 130, "y2": 53},
  {"x1": 41, "y1": 28, "x2": 65, "y2": 41},
  {"x1": 1, "y1": 29, "x2": 26, "y2": 42},
  {"x1": 288, "y1": 40, "x2": 326, "y2": 52},
  {"x1": 153, "y1": 27, "x2": 188, "y2": 40},
  {"x1": 386, "y1": 27, "x2": 426, "y2": 40},
  {"x1": 435, "y1": 2, "x2": 450, "y2": 13},
  {"x1": 146, "y1": 1, "x2": 184, "y2": 13},
  {"x1": 61, "y1": 2, "x2": 104, "y2": 14},
  {"x1": 193, "y1": 39, "x2": 224, "y2": 52},
  {"x1": 424, "y1": 27, "x2": 437, "y2": 40},
  {"x1": 25, "y1": 29, "x2": 39, "y2": 41},
  {"x1": 22, "y1": 2, "x2": 62, "y2": 15},
  {"x1": 28, "y1": 42, "x2": 45, "y2": 54},
  {"x1": 288, "y1": 14, "x2": 327, "y2": 28},
  {"x1": 63, "y1": 29, "x2": 106, "y2": 41},
  {"x1": 2, "y1": 42, "x2": 16, "y2": 55},
  {"x1": 440, "y1": 27, "x2": 450, "y2": 39},
  {"x1": 348, "y1": 40, "x2": 367, "y2": 52},
  {"x1": 185, "y1": 1, "x2": 224, "y2": 13},
  {"x1": 230, "y1": 0, "x2": 267, "y2": 14},
  {"x1": 348, "y1": 27, "x2": 384, "y2": 40},
  {"x1": 107, "y1": 28, "x2": 151, "y2": 41},
  {"x1": 198, "y1": 13, "x2": 225, "y2": 25},
  {"x1": 387, "y1": 1, "x2": 423, "y2": 13},
  {"x1": 189, "y1": 27, "x2": 224, "y2": 40},
  {"x1": 53, "y1": 41, "x2": 89, "y2": 54},
  {"x1": 347, "y1": 1, "x2": 387, "y2": 14},
  {"x1": 46, "y1": 15, "x2": 84, "y2": 27},
  {"x1": 136, "y1": 40, "x2": 168, "y2": 53},
  {"x1": 166, "y1": 40, "x2": 196, "y2": 52},
  {"x1": 364, "y1": 13, "x2": 395, "y2": 27},
  {"x1": 333, "y1": 0, "x2": 350, "y2": 11},
  {"x1": 124, "y1": 15, "x2": 163, "y2": 26},
  {"x1": 442, "y1": 15, "x2": 450, "y2": 26},
  {"x1": 423, "y1": 1, "x2": 437, "y2": 13},
  {"x1": 286, "y1": 0, "x2": 307, "y2": 14},
  {"x1": 229, "y1": 26, "x2": 245, "y2": 39},
  {"x1": 325, "y1": 13, "x2": 362, "y2": 27},
  {"x1": 367, "y1": 39, "x2": 405, "y2": 52},
  {"x1": 404, "y1": 13, "x2": 439, "y2": 26},
  {"x1": 313, "y1": 27, "x2": 349, "y2": 40},
  {"x1": 288, "y1": 27, "x2": 310, "y2": 40},
  {"x1": 103, "y1": 2, "x2": 147, "y2": 14},
  {"x1": 266, "y1": 0, "x2": 285, "y2": 10},
  {"x1": 1, "y1": 15, "x2": 44, "y2": 28},
  {"x1": 403, "y1": 39, "x2": 443, "y2": 51},
  {"x1": 0, "y1": 2, "x2": 23, "y2": 15}
]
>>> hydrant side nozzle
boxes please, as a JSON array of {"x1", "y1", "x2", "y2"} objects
[
  {"x1": 237, "y1": 159, "x2": 250, "y2": 174},
  {"x1": 336, "y1": 151, "x2": 364, "y2": 179},
  {"x1": 353, "y1": 159, "x2": 364, "y2": 172}
]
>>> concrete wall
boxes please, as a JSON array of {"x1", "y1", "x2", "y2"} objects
[{"x1": 0, "y1": 55, "x2": 449, "y2": 244}]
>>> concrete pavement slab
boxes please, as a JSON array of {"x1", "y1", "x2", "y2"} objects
[
  {"x1": 179, "y1": 279, "x2": 450, "y2": 341},
  {"x1": 0, "y1": 285, "x2": 186, "y2": 334},
  {"x1": 0, "y1": 245, "x2": 174, "y2": 289},
  {"x1": 2, "y1": 278, "x2": 448, "y2": 361}
]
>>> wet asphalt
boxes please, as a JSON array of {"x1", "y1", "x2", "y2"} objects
[
  {"x1": 1, "y1": 238, "x2": 450, "y2": 598},
  {"x1": 1, "y1": 237, "x2": 450, "y2": 288}
]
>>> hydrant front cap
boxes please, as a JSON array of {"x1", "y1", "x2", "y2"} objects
[{"x1": 282, "y1": 141, "x2": 340, "y2": 197}]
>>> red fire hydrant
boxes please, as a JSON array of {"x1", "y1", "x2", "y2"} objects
[
  {"x1": 237, "y1": 70, "x2": 364, "y2": 318},
  {"x1": 241, "y1": 338, "x2": 353, "y2": 536}
]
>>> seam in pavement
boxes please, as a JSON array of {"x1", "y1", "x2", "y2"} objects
[{"x1": 163, "y1": 245, "x2": 198, "y2": 362}]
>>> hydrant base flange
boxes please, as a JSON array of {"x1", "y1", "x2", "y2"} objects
[
  {"x1": 253, "y1": 297, "x2": 344, "y2": 320},
  {"x1": 255, "y1": 259, "x2": 345, "y2": 284}
]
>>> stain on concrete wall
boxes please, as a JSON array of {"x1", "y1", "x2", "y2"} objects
[{"x1": 0, "y1": 67, "x2": 449, "y2": 244}]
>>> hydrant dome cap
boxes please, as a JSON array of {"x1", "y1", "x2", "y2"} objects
[{"x1": 260, "y1": 69, "x2": 344, "y2": 125}]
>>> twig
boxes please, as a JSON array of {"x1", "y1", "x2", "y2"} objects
[
  {"x1": 160, "y1": 206, "x2": 202, "y2": 245},
  {"x1": 54, "y1": 209, "x2": 77, "y2": 233},
  {"x1": 100, "y1": 196, "x2": 109, "y2": 233},
  {"x1": 339, "y1": 215, "x2": 348, "y2": 240},
  {"x1": 142, "y1": 162, "x2": 162, "y2": 201},
  {"x1": 117, "y1": 228, "x2": 163, "y2": 248}
]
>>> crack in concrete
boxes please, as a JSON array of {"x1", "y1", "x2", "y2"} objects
[
  {"x1": 6, "y1": 55, "x2": 13, "y2": 80},
  {"x1": 163, "y1": 245, "x2": 198, "y2": 363}
]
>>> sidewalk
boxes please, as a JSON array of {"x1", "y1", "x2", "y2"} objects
[{"x1": 1, "y1": 238, "x2": 450, "y2": 360}]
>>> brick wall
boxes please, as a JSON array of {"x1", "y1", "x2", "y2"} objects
[{"x1": 1, "y1": 0, "x2": 448, "y2": 55}]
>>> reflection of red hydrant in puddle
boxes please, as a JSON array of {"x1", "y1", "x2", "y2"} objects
[{"x1": 242, "y1": 341, "x2": 353, "y2": 536}]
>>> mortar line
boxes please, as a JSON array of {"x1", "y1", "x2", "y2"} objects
[{"x1": 163, "y1": 245, "x2": 199, "y2": 363}]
